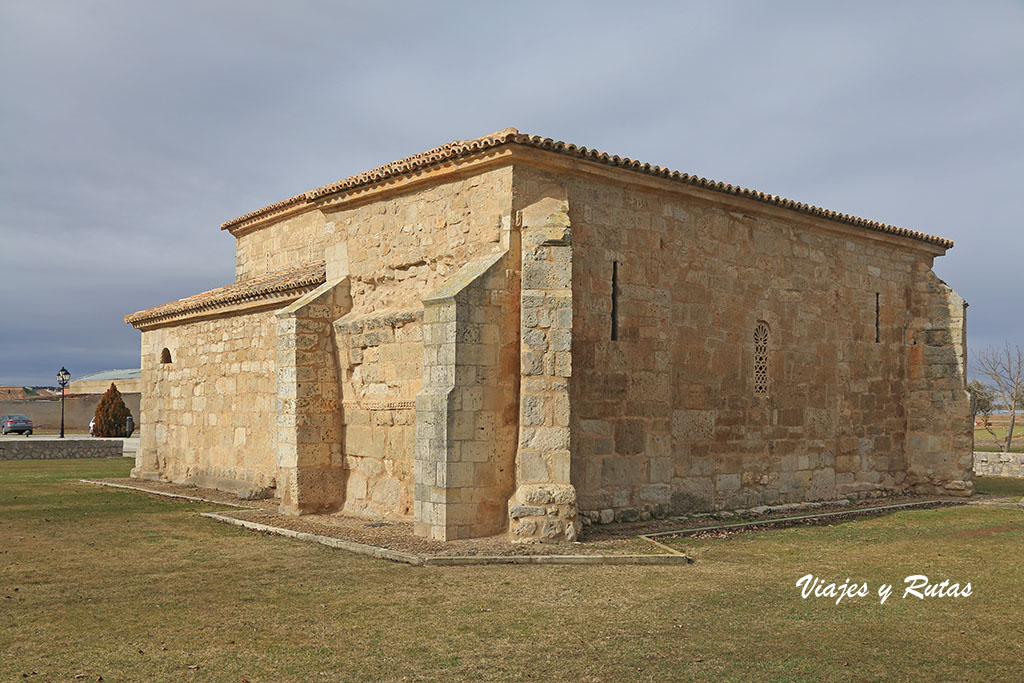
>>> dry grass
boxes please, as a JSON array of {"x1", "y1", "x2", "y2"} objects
[
  {"x1": 2, "y1": 459, "x2": 1023, "y2": 681},
  {"x1": 974, "y1": 413, "x2": 1023, "y2": 452}
]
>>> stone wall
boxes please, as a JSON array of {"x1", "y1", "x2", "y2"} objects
[
  {"x1": 0, "y1": 394, "x2": 140, "y2": 431},
  {"x1": 235, "y1": 209, "x2": 332, "y2": 281},
  {"x1": 0, "y1": 439, "x2": 124, "y2": 460},
  {"x1": 134, "y1": 307, "x2": 280, "y2": 494},
  {"x1": 973, "y1": 451, "x2": 1024, "y2": 478},
  {"x1": 334, "y1": 308, "x2": 423, "y2": 520},
  {"x1": 320, "y1": 166, "x2": 514, "y2": 314},
  {"x1": 539, "y1": 164, "x2": 965, "y2": 520}
]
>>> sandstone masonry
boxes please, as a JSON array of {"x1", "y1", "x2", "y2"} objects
[{"x1": 126, "y1": 128, "x2": 973, "y2": 541}]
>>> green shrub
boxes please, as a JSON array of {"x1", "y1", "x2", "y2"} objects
[{"x1": 93, "y1": 383, "x2": 132, "y2": 438}]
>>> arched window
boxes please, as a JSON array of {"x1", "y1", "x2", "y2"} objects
[
  {"x1": 753, "y1": 322, "x2": 769, "y2": 396},
  {"x1": 160, "y1": 348, "x2": 172, "y2": 364}
]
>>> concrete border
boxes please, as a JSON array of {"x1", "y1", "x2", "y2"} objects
[
  {"x1": 79, "y1": 478, "x2": 691, "y2": 566},
  {"x1": 79, "y1": 479, "x2": 256, "y2": 509},
  {"x1": 201, "y1": 512, "x2": 693, "y2": 566},
  {"x1": 201, "y1": 512, "x2": 426, "y2": 565}
]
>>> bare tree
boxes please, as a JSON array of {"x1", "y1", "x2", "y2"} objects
[
  {"x1": 968, "y1": 379, "x2": 1003, "y2": 449},
  {"x1": 973, "y1": 343, "x2": 1024, "y2": 453}
]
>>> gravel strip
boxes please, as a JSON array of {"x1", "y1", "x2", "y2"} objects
[
  {"x1": 84, "y1": 477, "x2": 667, "y2": 557},
  {"x1": 202, "y1": 512, "x2": 692, "y2": 566},
  {"x1": 644, "y1": 499, "x2": 966, "y2": 540},
  {"x1": 94, "y1": 478, "x2": 277, "y2": 510},
  {"x1": 219, "y1": 508, "x2": 662, "y2": 557},
  {"x1": 584, "y1": 492, "x2": 980, "y2": 541}
]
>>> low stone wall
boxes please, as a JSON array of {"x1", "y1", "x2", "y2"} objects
[
  {"x1": 0, "y1": 439, "x2": 124, "y2": 461},
  {"x1": 973, "y1": 451, "x2": 1024, "y2": 478}
]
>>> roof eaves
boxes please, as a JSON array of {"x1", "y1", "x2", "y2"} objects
[
  {"x1": 220, "y1": 129, "x2": 954, "y2": 249},
  {"x1": 125, "y1": 261, "x2": 326, "y2": 328}
]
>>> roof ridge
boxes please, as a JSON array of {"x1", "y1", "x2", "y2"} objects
[{"x1": 219, "y1": 130, "x2": 953, "y2": 249}]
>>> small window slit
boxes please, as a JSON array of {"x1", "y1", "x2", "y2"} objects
[
  {"x1": 875, "y1": 293, "x2": 880, "y2": 344},
  {"x1": 611, "y1": 261, "x2": 619, "y2": 341}
]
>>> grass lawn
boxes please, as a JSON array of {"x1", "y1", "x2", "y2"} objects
[
  {"x1": 974, "y1": 424, "x2": 1024, "y2": 453},
  {"x1": 1, "y1": 460, "x2": 1023, "y2": 681}
]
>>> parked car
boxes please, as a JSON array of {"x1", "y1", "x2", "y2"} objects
[{"x1": 1, "y1": 414, "x2": 33, "y2": 435}]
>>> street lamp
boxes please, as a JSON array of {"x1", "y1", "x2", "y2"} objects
[{"x1": 56, "y1": 367, "x2": 70, "y2": 439}]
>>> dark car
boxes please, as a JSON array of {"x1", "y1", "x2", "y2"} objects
[{"x1": 1, "y1": 414, "x2": 33, "y2": 435}]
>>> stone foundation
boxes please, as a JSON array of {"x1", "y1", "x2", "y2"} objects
[{"x1": 508, "y1": 484, "x2": 580, "y2": 542}]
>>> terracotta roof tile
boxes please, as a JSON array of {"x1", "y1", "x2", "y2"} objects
[
  {"x1": 221, "y1": 128, "x2": 953, "y2": 249},
  {"x1": 125, "y1": 260, "x2": 325, "y2": 327}
]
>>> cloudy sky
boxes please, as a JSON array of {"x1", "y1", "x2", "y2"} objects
[{"x1": 1, "y1": 0, "x2": 1021, "y2": 386}]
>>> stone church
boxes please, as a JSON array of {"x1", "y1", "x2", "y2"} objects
[{"x1": 126, "y1": 128, "x2": 973, "y2": 542}]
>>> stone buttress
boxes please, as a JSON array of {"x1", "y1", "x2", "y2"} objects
[
  {"x1": 275, "y1": 278, "x2": 352, "y2": 514},
  {"x1": 413, "y1": 252, "x2": 519, "y2": 540},
  {"x1": 505, "y1": 188, "x2": 581, "y2": 542},
  {"x1": 904, "y1": 268, "x2": 974, "y2": 495}
]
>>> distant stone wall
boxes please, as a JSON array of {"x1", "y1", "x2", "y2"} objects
[
  {"x1": 68, "y1": 377, "x2": 142, "y2": 394},
  {"x1": 0, "y1": 439, "x2": 123, "y2": 461},
  {"x1": 0, "y1": 395, "x2": 140, "y2": 431},
  {"x1": 973, "y1": 451, "x2": 1024, "y2": 478}
]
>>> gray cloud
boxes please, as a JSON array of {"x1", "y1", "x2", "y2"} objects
[{"x1": 1, "y1": 0, "x2": 1021, "y2": 384}]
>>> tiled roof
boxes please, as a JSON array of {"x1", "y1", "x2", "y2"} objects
[
  {"x1": 221, "y1": 128, "x2": 953, "y2": 249},
  {"x1": 125, "y1": 260, "x2": 325, "y2": 327}
]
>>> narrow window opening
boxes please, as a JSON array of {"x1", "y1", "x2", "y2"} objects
[
  {"x1": 160, "y1": 348, "x2": 172, "y2": 364},
  {"x1": 753, "y1": 322, "x2": 770, "y2": 396},
  {"x1": 611, "y1": 261, "x2": 619, "y2": 341},
  {"x1": 875, "y1": 293, "x2": 880, "y2": 344}
]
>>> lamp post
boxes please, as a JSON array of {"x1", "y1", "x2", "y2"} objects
[{"x1": 56, "y1": 367, "x2": 70, "y2": 439}]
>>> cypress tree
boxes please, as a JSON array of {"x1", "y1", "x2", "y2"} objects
[{"x1": 93, "y1": 382, "x2": 132, "y2": 437}]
